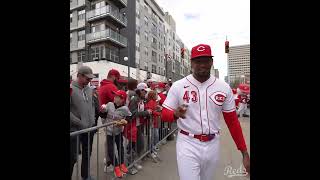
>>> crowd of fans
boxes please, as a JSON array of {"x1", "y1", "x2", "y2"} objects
[{"x1": 70, "y1": 66, "x2": 173, "y2": 180}]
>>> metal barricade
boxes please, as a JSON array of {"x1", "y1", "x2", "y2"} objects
[
  {"x1": 70, "y1": 121, "x2": 117, "y2": 180},
  {"x1": 70, "y1": 115, "x2": 178, "y2": 180}
]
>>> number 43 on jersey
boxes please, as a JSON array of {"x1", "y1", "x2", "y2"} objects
[{"x1": 183, "y1": 91, "x2": 198, "y2": 103}]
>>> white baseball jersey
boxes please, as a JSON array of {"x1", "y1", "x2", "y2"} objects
[{"x1": 163, "y1": 74, "x2": 236, "y2": 135}]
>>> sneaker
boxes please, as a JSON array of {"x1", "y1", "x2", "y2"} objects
[
  {"x1": 133, "y1": 163, "x2": 143, "y2": 170},
  {"x1": 154, "y1": 146, "x2": 160, "y2": 151},
  {"x1": 129, "y1": 167, "x2": 138, "y2": 175},
  {"x1": 120, "y1": 163, "x2": 128, "y2": 173},
  {"x1": 150, "y1": 152, "x2": 158, "y2": 163},
  {"x1": 114, "y1": 166, "x2": 123, "y2": 178},
  {"x1": 104, "y1": 164, "x2": 114, "y2": 173},
  {"x1": 162, "y1": 139, "x2": 167, "y2": 145},
  {"x1": 107, "y1": 165, "x2": 114, "y2": 173}
]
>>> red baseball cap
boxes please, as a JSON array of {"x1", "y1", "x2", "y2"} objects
[
  {"x1": 108, "y1": 69, "x2": 120, "y2": 79},
  {"x1": 112, "y1": 90, "x2": 127, "y2": 100},
  {"x1": 191, "y1": 44, "x2": 214, "y2": 60}
]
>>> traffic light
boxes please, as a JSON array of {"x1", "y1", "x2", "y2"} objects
[{"x1": 225, "y1": 40, "x2": 229, "y2": 53}]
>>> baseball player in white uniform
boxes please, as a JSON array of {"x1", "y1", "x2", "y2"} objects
[{"x1": 161, "y1": 44, "x2": 250, "y2": 180}]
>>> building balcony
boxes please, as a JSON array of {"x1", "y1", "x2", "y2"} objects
[
  {"x1": 70, "y1": 0, "x2": 85, "y2": 11},
  {"x1": 86, "y1": 5, "x2": 127, "y2": 28},
  {"x1": 109, "y1": 0, "x2": 127, "y2": 9},
  {"x1": 151, "y1": 28, "x2": 158, "y2": 36},
  {"x1": 86, "y1": 29, "x2": 127, "y2": 47},
  {"x1": 70, "y1": 20, "x2": 85, "y2": 31},
  {"x1": 70, "y1": 40, "x2": 86, "y2": 52}
]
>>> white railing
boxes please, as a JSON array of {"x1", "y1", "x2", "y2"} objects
[
  {"x1": 86, "y1": 5, "x2": 127, "y2": 26},
  {"x1": 86, "y1": 29, "x2": 127, "y2": 46}
]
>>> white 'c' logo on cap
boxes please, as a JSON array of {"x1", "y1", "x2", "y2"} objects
[{"x1": 197, "y1": 46, "x2": 205, "y2": 52}]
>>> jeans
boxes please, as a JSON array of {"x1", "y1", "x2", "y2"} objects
[{"x1": 107, "y1": 133, "x2": 125, "y2": 166}]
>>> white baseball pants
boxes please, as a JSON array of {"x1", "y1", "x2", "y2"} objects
[{"x1": 176, "y1": 131, "x2": 220, "y2": 180}]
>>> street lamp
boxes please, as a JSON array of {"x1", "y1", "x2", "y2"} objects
[{"x1": 124, "y1": 56, "x2": 130, "y2": 79}]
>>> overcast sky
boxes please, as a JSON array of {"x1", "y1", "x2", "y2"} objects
[{"x1": 155, "y1": 0, "x2": 250, "y2": 80}]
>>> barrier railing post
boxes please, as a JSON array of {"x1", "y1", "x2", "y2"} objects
[
  {"x1": 88, "y1": 131, "x2": 91, "y2": 179},
  {"x1": 96, "y1": 128, "x2": 99, "y2": 180},
  {"x1": 76, "y1": 135, "x2": 79, "y2": 180}
]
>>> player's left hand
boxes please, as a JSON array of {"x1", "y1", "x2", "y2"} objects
[{"x1": 242, "y1": 152, "x2": 250, "y2": 176}]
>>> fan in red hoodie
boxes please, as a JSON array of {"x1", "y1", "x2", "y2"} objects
[
  {"x1": 98, "y1": 69, "x2": 121, "y2": 107},
  {"x1": 156, "y1": 82, "x2": 167, "y2": 106}
]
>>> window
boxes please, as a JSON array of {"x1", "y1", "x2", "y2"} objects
[
  {"x1": 152, "y1": 51, "x2": 157, "y2": 62},
  {"x1": 158, "y1": 67, "x2": 161, "y2": 74},
  {"x1": 91, "y1": 47, "x2": 100, "y2": 60},
  {"x1": 77, "y1": 30, "x2": 85, "y2": 41},
  {"x1": 172, "y1": 62, "x2": 175, "y2": 72},
  {"x1": 78, "y1": 10, "x2": 85, "y2": 21},
  {"x1": 70, "y1": 13, "x2": 73, "y2": 23},
  {"x1": 110, "y1": 48, "x2": 119, "y2": 62},
  {"x1": 77, "y1": 51, "x2": 86, "y2": 62},
  {"x1": 152, "y1": 65, "x2": 156, "y2": 73},
  {"x1": 152, "y1": 51, "x2": 157, "y2": 56},
  {"x1": 144, "y1": 62, "x2": 148, "y2": 70},
  {"x1": 144, "y1": 31, "x2": 148, "y2": 41},
  {"x1": 152, "y1": 37, "x2": 157, "y2": 44},
  {"x1": 144, "y1": 16, "x2": 148, "y2": 26},
  {"x1": 136, "y1": 42, "x2": 140, "y2": 52},
  {"x1": 145, "y1": 47, "x2": 148, "y2": 56},
  {"x1": 100, "y1": 46, "x2": 105, "y2": 58},
  {"x1": 136, "y1": 26, "x2": 140, "y2": 35},
  {"x1": 91, "y1": 24, "x2": 102, "y2": 32}
]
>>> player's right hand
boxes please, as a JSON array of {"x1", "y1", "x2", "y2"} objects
[{"x1": 174, "y1": 104, "x2": 188, "y2": 119}]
